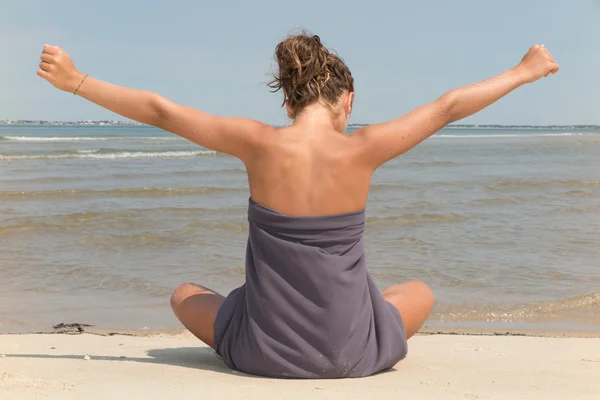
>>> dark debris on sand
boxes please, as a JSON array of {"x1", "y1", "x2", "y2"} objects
[{"x1": 51, "y1": 323, "x2": 93, "y2": 334}]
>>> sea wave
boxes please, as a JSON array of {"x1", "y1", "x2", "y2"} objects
[
  {"x1": 0, "y1": 186, "x2": 245, "y2": 199},
  {"x1": 434, "y1": 133, "x2": 586, "y2": 139},
  {"x1": 485, "y1": 179, "x2": 600, "y2": 191},
  {"x1": 77, "y1": 149, "x2": 101, "y2": 154},
  {"x1": 435, "y1": 292, "x2": 600, "y2": 323},
  {"x1": 366, "y1": 213, "x2": 466, "y2": 225},
  {"x1": 0, "y1": 150, "x2": 216, "y2": 160},
  {"x1": 43, "y1": 264, "x2": 175, "y2": 297},
  {"x1": 408, "y1": 161, "x2": 459, "y2": 167},
  {"x1": 369, "y1": 183, "x2": 416, "y2": 191},
  {"x1": 0, "y1": 207, "x2": 249, "y2": 235},
  {"x1": 0, "y1": 136, "x2": 177, "y2": 142}
]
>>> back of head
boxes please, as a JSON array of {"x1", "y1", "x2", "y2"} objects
[{"x1": 268, "y1": 31, "x2": 354, "y2": 119}]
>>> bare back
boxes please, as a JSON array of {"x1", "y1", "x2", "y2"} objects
[{"x1": 246, "y1": 125, "x2": 372, "y2": 216}]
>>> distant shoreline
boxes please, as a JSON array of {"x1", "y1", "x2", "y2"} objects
[
  {"x1": 1, "y1": 120, "x2": 599, "y2": 129},
  {"x1": 0, "y1": 120, "x2": 141, "y2": 127}
]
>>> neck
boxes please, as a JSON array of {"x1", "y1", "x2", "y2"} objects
[{"x1": 292, "y1": 104, "x2": 348, "y2": 134}]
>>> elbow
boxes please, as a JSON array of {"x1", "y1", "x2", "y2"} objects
[
  {"x1": 147, "y1": 93, "x2": 172, "y2": 128},
  {"x1": 437, "y1": 90, "x2": 459, "y2": 124}
]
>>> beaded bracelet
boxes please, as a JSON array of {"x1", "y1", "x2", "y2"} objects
[{"x1": 73, "y1": 74, "x2": 89, "y2": 95}]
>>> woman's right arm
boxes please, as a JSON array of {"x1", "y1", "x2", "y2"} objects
[
  {"x1": 355, "y1": 44, "x2": 559, "y2": 168},
  {"x1": 37, "y1": 45, "x2": 268, "y2": 161}
]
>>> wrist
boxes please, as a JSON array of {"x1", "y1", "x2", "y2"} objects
[
  {"x1": 67, "y1": 71, "x2": 86, "y2": 93},
  {"x1": 510, "y1": 65, "x2": 531, "y2": 85}
]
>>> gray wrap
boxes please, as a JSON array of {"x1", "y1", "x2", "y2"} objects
[{"x1": 213, "y1": 198, "x2": 407, "y2": 378}]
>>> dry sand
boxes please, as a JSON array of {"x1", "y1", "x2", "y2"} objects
[{"x1": 1, "y1": 331, "x2": 599, "y2": 400}]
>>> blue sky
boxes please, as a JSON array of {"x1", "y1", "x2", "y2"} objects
[{"x1": 1, "y1": 0, "x2": 599, "y2": 125}]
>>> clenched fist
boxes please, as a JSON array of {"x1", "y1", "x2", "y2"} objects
[
  {"x1": 516, "y1": 44, "x2": 560, "y2": 84},
  {"x1": 38, "y1": 45, "x2": 85, "y2": 93}
]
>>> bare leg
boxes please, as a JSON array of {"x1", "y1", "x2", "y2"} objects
[
  {"x1": 170, "y1": 283, "x2": 225, "y2": 348},
  {"x1": 382, "y1": 281, "x2": 434, "y2": 339}
]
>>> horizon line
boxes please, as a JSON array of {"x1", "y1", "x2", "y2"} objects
[{"x1": 1, "y1": 119, "x2": 600, "y2": 128}]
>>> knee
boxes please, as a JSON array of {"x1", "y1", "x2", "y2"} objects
[
  {"x1": 408, "y1": 280, "x2": 435, "y2": 310},
  {"x1": 170, "y1": 283, "x2": 195, "y2": 310},
  {"x1": 383, "y1": 280, "x2": 435, "y2": 309}
]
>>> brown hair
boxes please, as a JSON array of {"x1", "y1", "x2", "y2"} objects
[{"x1": 268, "y1": 32, "x2": 354, "y2": 118}]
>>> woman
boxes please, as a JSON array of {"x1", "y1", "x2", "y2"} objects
[{"x1": 38, "y1": 32, "x2": 559, "y2": 378}]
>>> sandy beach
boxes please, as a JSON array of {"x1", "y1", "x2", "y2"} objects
[{"x1": 1, "y1": 329, "x2": 598, "y2": 400}]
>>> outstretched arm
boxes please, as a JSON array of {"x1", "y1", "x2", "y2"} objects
[
  {"x1": 356, "y1": 44, "x2": 559, "y2": 168},
  {"x1": 37, "y1": 45, "x2": 267, "y2": 161}
]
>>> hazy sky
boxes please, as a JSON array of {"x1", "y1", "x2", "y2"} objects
[{"x1": 1, "y1": 0, "x2": 599, "y2": 125}]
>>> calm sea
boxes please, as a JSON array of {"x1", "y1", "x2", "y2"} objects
[{"x1": 1, "y1": 124, "x2": 599, "y2": 333}]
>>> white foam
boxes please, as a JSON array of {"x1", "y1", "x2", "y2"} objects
[
  {"x1": 1, "y1": 136, "x2": 177, "y2": 142},
  {"x1": 0, "y1": 150, "x2": 216, "y2": 160},
  {"x1": 434, "y1": 133, "x2": 585, "y2": 139}
]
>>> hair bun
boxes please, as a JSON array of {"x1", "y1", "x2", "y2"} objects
[{"x1": 268, "y1": 31, "x2": 354, "y2": 118}]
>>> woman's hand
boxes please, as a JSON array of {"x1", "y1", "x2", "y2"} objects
[
  {"x1": 516, "y1": 44, "x2": 560, "y2": 84},
  {"x1": 37, "y1": 45, "x2": 85, "y2": 93}
]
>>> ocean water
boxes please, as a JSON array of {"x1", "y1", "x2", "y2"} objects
[{"x1": 1, "y1": 124, "x2": 599, "y2": 333}]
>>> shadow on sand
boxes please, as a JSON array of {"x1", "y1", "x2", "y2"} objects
[
  {"x1": 6, "y1": 347, "x2": 241, "y2": 376},
  {"x1": 6, "y1": 347, "x2": 397, "y2": 379}
]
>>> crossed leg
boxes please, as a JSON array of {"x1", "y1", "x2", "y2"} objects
[
  {"x1": 170, "y1": 283, "x2": 224, "y2": 349},
  {"x1": 382, "y1": 280, "x2": 435, "y2": 339},
  {"x1": 170, "y1": 280, "x2": 434, "y2": 349}
]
